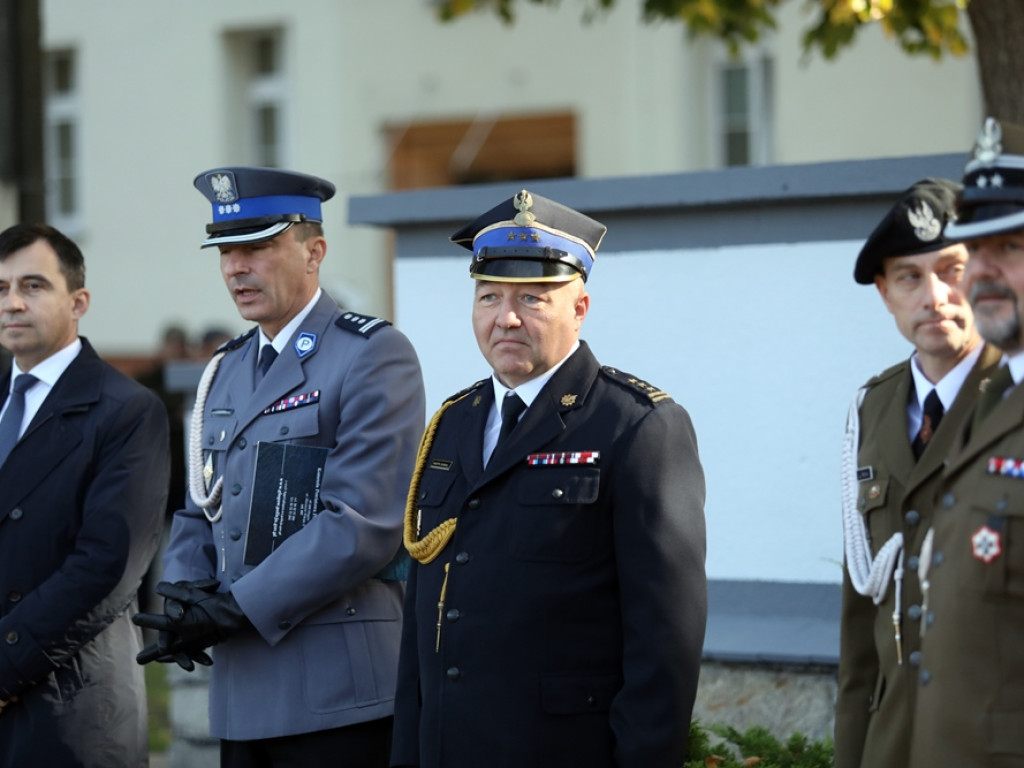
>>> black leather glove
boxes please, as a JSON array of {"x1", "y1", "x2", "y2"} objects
[
  {"x1": 136, "y1": 637, "x2": 213, "y2": 672},
  {"x1": 133, "y1": 578, "x2": 252, "y2": 654}
]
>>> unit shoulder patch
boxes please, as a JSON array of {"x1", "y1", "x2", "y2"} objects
[
  {"x1": 600, "y1": 366, "x2": 673, "y2": 404},
  {"x1": 335, "y1": 312, "x2": 392, "y2": 337},
  {"x1": 215, "y1": 327, "x2": 258, "y2": 355}
]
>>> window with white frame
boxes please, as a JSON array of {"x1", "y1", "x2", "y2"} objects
[
  {"x1": 44, "y1": 49, "x2": 82, "y2": 230},
  {"x1": 716, "y1": 52, "x2": 774, "y2": 167},
  {"x1": 225, "y1": 29, "x2": 288, "y2": 168}
]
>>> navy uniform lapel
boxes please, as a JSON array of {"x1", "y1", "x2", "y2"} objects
[
  {"x1": 480, "y1": 343, "x2": 598, "y2": 484},
  {"x1": 454, "y1": 385, "x2": 491, "y2": 489}
]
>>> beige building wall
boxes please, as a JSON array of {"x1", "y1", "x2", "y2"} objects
[{"x1": 39, "y1": 0, "x2": 980, "y2": 354}]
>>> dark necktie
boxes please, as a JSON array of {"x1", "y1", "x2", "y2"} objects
[
  {"x1": 497, "y1": 392, "x2": 526, "y2": 447},
  {"x1": 256, "y1": 344, "x2": 278, "y2": 382},
  {"x1": 912, "y1": 389, "x2": 944, "y2": 460},
  {"x1": 971, "y1": 364, "x2": 1014, "y2": 435},
  {"x1": 0, "y1": 374, "x2": 39, "y2": 468}
]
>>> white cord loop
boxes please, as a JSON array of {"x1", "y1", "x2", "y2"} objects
[
  {"x1": 841, "y1": 386, "x2": 904, "y2": 606},
  {"x1": 188, "y1": 351, "x2": 226, "y2": 523}
]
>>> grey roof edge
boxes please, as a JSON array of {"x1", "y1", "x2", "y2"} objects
[{"x1": 348, "y1": 152, "x2": 966, "y2": 230}]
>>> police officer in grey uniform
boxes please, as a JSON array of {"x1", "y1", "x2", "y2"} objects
[
  {"x1": 909, "y1": 117, "x2": 1024, "y2": 768},
  {"x1": 135, "y1": 167, "x2": 426, "y2": 768},
  {"x1": 836, "y1": 179, "x2": 1000, "y2": 768},
  {"x1": 391, "y1": 190, "x2": 707, "y2": 768}
]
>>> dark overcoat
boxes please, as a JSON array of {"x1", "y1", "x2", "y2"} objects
[
  {"x1": 392, "y1": 342, "x2": 707, "y2": 768},
  {"x1": 835, "y1": 345, "x2": 1000, "y2": 768},
  {"x1": 0, "y1": 339, "x2": 169, "y2": 768}
]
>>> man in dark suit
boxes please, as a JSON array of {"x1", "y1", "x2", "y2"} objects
[
  {"x1": 0, "y1": 223, "x2": 170, "y2": 767},
  {"x1": 391, "y1": 190, "x2": 707, "y2": 768},
  {"x1": 835, "y1": 179, "x2": 1000, "y2": 768},
  {"x1": 134, "y1": 167, "x2": 425, "y2": 768},
  {"x1": 907, "y1": 118, "x2": 1024, "y2": 767}
]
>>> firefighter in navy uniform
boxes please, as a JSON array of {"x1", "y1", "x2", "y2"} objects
[{"x1": 391, "y1": 190, "x2": 707, "y2": 768}]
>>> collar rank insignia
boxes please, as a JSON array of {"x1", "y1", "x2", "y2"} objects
[
  {"x1": 561, "y1": 394, "x2": 578, "y2": 406},
  {"x1": 526, "y1": 451, "x2": 599, "y2": 466},
  {"x1": 263, "y1": 390, "x2": 320, "y2": 415},
  {"x1": 971, "y1": 524, "x2": 1002, "y2": 563},
  {"x1": 987, "y1": 456, "x2": 1024, "y2": 478}
]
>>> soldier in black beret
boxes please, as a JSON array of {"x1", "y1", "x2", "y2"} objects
[
  {"x1": 908, "y1": 118, "x2": 1024, "y2": 768},
  {"x1": 392, "y1": 190, "x2": 707, "y2": 768},
  {"x1": 836, "y1": 178, "x2": 1000, "y2": 768}
]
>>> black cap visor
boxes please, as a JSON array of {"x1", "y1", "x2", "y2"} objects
[{"x1": 470, "y1": 246, "x2": 586, "y2": 282}]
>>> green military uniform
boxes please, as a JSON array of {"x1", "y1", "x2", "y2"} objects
[
  {"x1": 910, "y1": 117, "x2": 1024, "y2": 768},
  {"x1": 836, "y1": 346, "x2": 1000, "y2": 768}
]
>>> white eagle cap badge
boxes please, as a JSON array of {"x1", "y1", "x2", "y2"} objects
[
  {"x1": 974, "y1": 117, "x2": 1003, "y2": 167},
  {"x1": 908, "y1": 200, "x2": 941, "y2": 242},
  {"x1": 209, "y1": 172, "x2": 238, "y2": 204}
]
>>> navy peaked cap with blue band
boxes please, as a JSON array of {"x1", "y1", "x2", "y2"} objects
[
  {"x1": 451, "y1": 189, "x2": 607, "y2": 283},
  {"x1": 854, "y1": 177, "x2": 962, "y2": 285},
  {"x1": 946, "y1": 117, "x2": 1024, "y2": 241},
  {"x1": 194, "y1": 166, "x2": 336, "y2": 248}
]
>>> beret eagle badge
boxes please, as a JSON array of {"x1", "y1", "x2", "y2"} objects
[{"x1": 908, "y1": 200, "x2": 941, "y2": 242}]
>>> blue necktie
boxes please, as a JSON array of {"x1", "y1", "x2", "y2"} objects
[
  {"x1": 256, "y1": 344, "x2": 278, "y2": 382},
  {"x1": 0, "y1": 374, "x2": 39, "y2": 468}
]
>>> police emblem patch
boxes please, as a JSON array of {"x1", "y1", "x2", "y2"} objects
[
  {"x1": 294, "y1": 331, "x2": 317, "y2": 358},
  {"x1": 971, "y1": 524, "x2": 1002, "y2": 563},
  {"x1": 207, "y1": 171, "x2": 238, "y2": 203}
]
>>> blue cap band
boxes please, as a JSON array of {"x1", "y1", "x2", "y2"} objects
[
  {"x1": 211, "y1": 194, "x2": 323, "y2": 223},
  {"x1": 473, "y1": 226, "x2": 594, "y2": 276}
]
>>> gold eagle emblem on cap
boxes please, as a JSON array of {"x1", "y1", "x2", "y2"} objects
[{"x1": 513, "y1": 190, "x2": 536, "y2": 226}]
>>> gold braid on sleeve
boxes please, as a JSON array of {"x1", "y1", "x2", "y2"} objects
[{"x1": 403, "y1": 391, "x2": 474, "y2": 564}]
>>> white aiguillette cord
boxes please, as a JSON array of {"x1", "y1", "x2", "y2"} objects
[
  {"x1": 188, "y1": 352, "x2": 226, "y2": 524},
  {"x1": 841, "y1": 386, "x2": 906, "y2": 663}
]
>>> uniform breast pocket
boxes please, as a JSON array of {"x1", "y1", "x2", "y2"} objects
[
  {"x1": 858, "y1": 474, "x2": 894, "y2": 550},
  {"x1": 414, "y1": 466, "x2": 459, "y2": 534},
  {"x1": 966, "y1": 475, "x2": 1024, "y2": 599},
  {"x1": 509, "y1": 467, "x2": 601, "y2": 563}
]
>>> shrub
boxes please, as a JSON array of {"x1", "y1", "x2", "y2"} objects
[{"x1": 685, "y1": 721, "x2": 834, "y2": 768}]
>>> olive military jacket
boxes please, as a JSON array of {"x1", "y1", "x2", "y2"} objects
[
  {"x1": 911, "y1": 362, "x2": 1024, "y2": 768},
  {"x1": 836, "y1": 344, "x2": 1000, "y2": 768},
  {"x1": 392, "y1": 341, "x2": 707, "y2": 768}
]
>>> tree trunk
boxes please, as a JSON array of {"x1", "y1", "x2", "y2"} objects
[{"x1": 967, "y1": 0, "x2": 1024, "y2": 124}]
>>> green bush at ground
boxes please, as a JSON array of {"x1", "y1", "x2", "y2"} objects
[{"x1": 686, "y1": 721, "x2": 834, "y2": 768}]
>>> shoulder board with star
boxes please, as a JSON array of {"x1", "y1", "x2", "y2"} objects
[
  {"x1": 215, "y1": 327, "x2": 257, "y2": 355},
  {"x1": 443, "y1": 379, "x2": 488, "y2": 405},
  {"x1": 335, "y1": 312, "x2": 392, "y2": 338},
  {"x1": 600, "y1": 366, "x2": 673, "y2": 404},
  {"x1": 862, "y1": 359, "x2": 907, "y2": 390}
]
